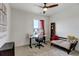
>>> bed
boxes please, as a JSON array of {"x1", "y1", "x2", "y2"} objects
[{"x1": 50, "y1": 37, "x2": 78, "y2": 54}]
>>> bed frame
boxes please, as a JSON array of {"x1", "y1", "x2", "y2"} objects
[{"x1": 50, "y1": 37, "x2": 78, "y2": 54}]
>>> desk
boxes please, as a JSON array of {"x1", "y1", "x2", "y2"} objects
[
  {"x1": 0, "y1": 42, "x2": 15, "y2": 56},
  {"x1": 29, "y1": 36, "x2": 46, "y2": 48}
]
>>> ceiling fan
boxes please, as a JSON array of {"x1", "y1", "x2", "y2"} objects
[{"x1": 39, "y1": 3, "x2": 58, "y2": 14}]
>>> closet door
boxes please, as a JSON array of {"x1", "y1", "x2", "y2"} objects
[{"x1": 50, "y1": 23, "x2": 56, "y2": 40}]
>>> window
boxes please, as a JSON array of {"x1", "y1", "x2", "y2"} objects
[
  {"x1": 34, "y1": 20, "x2": 39, "y2": 29},
  {"x1": 33, "y1": 20, "x2": 39, "y2": 36},
  {"x1": 33, "y1": 19, "x2": 45, "y2": 37}
]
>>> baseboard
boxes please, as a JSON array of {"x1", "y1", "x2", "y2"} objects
[{"x1": 15, "y1": 40, "x2": 50, "y2": 48}]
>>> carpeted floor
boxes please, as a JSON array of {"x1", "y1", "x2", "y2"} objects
[{"x1": 15, "y1": 43, "x2": 79, "y2": 56}]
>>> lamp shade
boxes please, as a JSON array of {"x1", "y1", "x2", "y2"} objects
[{"x1": 43, "y1": 7, "x2": 47, "y2": 11}]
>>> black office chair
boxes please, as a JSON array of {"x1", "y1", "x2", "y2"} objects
[{"x1": 35, "y1": 36, "x2": 44, "y2": 49}]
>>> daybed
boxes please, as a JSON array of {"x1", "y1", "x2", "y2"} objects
[{"x1": 50, "y1": 37, "x2": 78, "y2": 54}]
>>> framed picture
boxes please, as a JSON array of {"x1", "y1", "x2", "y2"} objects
[
  {"x1": 0, "y1": 3, "x2": 3, "y2": 25},
  {"x1": 0, "y1": 3, "x2": 7, "y2": 32},
  {"x1": 2, "y1": 12, "x2": 7, "y2": 26},
  {"x1": 0, "y1": 3, "x2": 2, "y2": 10},
  {"x1": 0, "y1": 10, "x2": 3, "y2": 25},
  {"x1": 0, "y1": 11, "x2": 1, "y2": 25},
  {"x1": 0, "y1": 25, "x2": 2, "y2": 32},
  {"x1": 2, "y1": 26, "x2": 7, "y2": 32}
]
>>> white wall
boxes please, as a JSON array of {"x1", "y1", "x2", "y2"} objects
[
  {"x1": 0, "y1": 4, "x2": 11, "y2": 48},
  {"x1": 50, "y1": 5, "x2": 79, "y2": 51},
  {"x1": 10, "y1": 7, "x2": 50, "y2": 47}
]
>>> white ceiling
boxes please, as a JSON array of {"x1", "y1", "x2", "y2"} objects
[{"x1": 10, "y1": 3, "x2": 79, "y2": 16}]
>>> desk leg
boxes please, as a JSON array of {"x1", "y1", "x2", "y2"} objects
[
  {"x1": 29, "y1": 38, "x2": 32, "y2": 48},
  {"x1": 43, "y1": 37, "x2": 47, "y2": 44}
]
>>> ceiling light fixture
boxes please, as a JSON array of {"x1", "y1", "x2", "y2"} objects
[
  {"x1": 43, "y1": 7, "x2": 47, "y2": 11},
  {"x1": 43, "y1": 7, "x2": 47, "y2": 14}
]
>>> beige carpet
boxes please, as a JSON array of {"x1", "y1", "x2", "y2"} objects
[{"x1": 15, "y1": 43, "x2": 79, "y2": 56}]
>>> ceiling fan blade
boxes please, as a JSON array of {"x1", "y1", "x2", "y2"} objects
[
  {"x1": 39, "y1": 6, "x2": 43, "y2": 8},
  {"x1": 39, "y1": 3, "x2": 47, "y2": 8},
  {"x1": 47, "y1": 4, "x2": 58, "y2": 8},
  {"x1": 37, "y1": 3, "x2": 47, "y2": 8}
]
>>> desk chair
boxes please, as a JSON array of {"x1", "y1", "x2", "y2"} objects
[{"x1": 35, "y1": 37, "x2": 44, "y2": 49}]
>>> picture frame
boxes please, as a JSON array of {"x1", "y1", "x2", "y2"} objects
[
  {"x1": 0, "y1": 3, "x2": 2, "y2": 10},
  {"x1": 0, "y1": 3, "x2": 7, "y2": 32},
  {"x1": 0, "y1": 25, "x2": 2, "y2": 32}
]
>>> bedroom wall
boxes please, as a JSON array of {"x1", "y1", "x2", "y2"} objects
[
  {"x1": 50, "y1": 5, "x2": 79, "y2": 51},
  {"x1": 10, "y1": 7, "x2": 50, "y2": 47},
  {"x1": 0, "y1": 4, "x2": 11, "y2": 48}
]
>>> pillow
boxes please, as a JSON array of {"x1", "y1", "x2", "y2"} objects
[
  {"x1": 52, "y1": 35, "x2": 59, "y2": 40},
  {"x1": 68, "y1": 36, "x2": 78, "y2": 43}
]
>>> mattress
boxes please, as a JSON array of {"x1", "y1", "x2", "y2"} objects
[{"x1": 51, "y1": 40, "x2": 71, "y2": 49}]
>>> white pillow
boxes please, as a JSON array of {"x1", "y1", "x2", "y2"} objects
[{"x1": 68, "y1": 36, "x2": 77, "y2": 43}]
